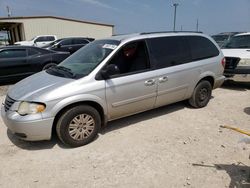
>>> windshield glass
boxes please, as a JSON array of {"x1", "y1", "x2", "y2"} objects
[
  {"x1": 212, "y1": 35, "x2": 229, "y2": 42},
  {"x1": 42, "y1": 39, "x2": 62, "y2": 48},
  {"x1": 46, "y1": 39, "x2": 120, "y2": 79},
  {"x1": 223, "y1": 35, "x2": 250, "y2": 49}
]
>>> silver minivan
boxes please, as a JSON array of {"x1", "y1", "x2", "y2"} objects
[{"x1": 1, "y1": 32, "x2": 225, "y2": 147}]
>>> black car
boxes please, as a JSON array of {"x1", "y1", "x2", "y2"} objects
[
  {"x1": 0, "y1": 46, "x2": 70, "y2": 83},
  {"x1": 43, "y1": 37, "x2": 95, "y2": 54}
]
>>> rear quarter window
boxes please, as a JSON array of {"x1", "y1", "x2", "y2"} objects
[{"x1": 188, "y1": 36, "x2": 219, "y2": 61}]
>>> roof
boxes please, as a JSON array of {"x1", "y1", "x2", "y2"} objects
[
  {"x1": 0, "y1": 45, "x2": 42, "y2": 50},
  {"x1": 108, "y1": 31, "x2": 206, "y2": 43},
  {"x1": 0, "y1": 16, "x2": 114, "y2": 27}
]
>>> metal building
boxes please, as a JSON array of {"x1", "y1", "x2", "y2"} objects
[{"x1": 0, "y1": 16, "x2": 114, "y2": 44}]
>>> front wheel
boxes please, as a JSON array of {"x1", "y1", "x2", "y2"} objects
[
  {"x1": 56, "y1": 105, "x2": 101, "y2": 147},
  {"x1": 189, "y1": 80, "x2": 212, "y2": 108}
]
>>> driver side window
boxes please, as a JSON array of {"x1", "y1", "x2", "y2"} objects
[{"x1": 108, "y1": 40, "x2": 150, "y2": 76}]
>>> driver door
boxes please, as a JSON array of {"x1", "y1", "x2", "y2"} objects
[{"x1": 104, "y1": 40, "x2": 157, "y2": 120}]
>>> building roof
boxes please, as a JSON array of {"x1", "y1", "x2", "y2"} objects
[{"x1": 0, "y1": 16, "x2": 114, "y2": 27}]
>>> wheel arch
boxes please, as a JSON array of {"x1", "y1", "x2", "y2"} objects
[
  {"x1": 52, "y1": 100, "x2": 107, "y2": 136},
  {"x1": 198, "y1": 76, "x2": 215, "y2": 88},
  {"x1": 41, "y1": 61, "x2": 58, "y2": 70}
]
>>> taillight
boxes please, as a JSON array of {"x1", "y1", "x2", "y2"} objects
[{"x1": 221, "y1": 57, "x2": 226, "y2": 68}]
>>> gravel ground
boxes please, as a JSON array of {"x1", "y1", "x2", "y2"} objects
[{"x1": 0, "y1": 80, "x2": 249, "y2": 188}]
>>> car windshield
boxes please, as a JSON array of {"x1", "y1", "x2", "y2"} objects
[
  {"x1": 212, "y1": 35, "x2": 229, "y2": 42},
  {"x1": 223, "y1": 35, "x2": 250, "y2": 49},
  {"x1": 46, "y1": 39, "x2": 120, "y2": 79}
]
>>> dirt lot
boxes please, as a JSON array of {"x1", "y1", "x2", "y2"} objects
[{"x1": 0, "y1": 80, "x2": 250, "y2": 188}]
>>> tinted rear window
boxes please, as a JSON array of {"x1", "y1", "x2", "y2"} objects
[
  {"x1": 147, "y1": 36, "x2": 192, "y2": 69},
  {"x1": 188, "y1": 36, "x2": 219, "y2": 61}
]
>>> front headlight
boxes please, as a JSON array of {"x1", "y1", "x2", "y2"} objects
[
  {"x1": 18, "y1": 102, "x2": 46, "y2": 115},
  {"x1": 238, "y1": 59, "x2": 250, "y2": 66}
]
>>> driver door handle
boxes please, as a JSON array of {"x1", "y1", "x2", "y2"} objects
[{"x1": 159, "y1": 76, "x2": 168, "y2": 83}]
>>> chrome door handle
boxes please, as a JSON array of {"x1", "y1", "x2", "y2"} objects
[
  {"x1": 145, "y1": 79, "x2": 155, "y2": 86},
  {"x1": 159, "y1": 76, "x2": 168, "y2": 83}
]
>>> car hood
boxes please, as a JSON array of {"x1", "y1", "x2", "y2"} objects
[
  {"x1": 14, "y1": 41, "x2": 33, "y2": 45},
  {"x1": 222, "y1": 49, "x2": 250, "y2": 59},
  {"x1": 8, "y1": 71, "x2": 73, "y2": 101}
]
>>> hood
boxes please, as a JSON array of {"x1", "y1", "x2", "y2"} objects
[
  {"x1": 8, "y1": 71, "x2": 73, "y2": 101},
  {"x1": 222, "y1": 49, "x2": 250, "y2": 59},
  {"x1": 14, "y1": 41, "x2": 33, "y2": 46}
]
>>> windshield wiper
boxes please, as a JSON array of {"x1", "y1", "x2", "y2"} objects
[
  {"x1": 49, "y1": 66, "x2": 76, "y2": 78},
  {"x1": 237, "y1": 45, "x2": 250, "y2": 49}
]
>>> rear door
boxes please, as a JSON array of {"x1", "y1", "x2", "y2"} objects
[
  {"x1": 147, "y1": 36, "x2": 200, "y2": 107},
  {"x1": 0, "y1": 48, "x2": 29, "y2": 79},
  {"x1": 104, "y1": 40, "x2": 157, "y2": 120}
]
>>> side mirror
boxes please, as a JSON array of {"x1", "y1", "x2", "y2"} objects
[
  {"x1": 101, "y1": 64, "x2": 120, "y2": 79},
  {"x1": 56, "y1": 43, "x2": 62, "y2": 48}
]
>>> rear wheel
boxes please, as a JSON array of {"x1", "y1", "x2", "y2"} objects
[
  {"x1": 189, "y1": 80, "x2": 212, "y2": 108},
  {"x1": 42, "y1": 63, "x2": 57, "y2": 70},
  {"x1": 56, "y1": 105, "x2": 101, "y2": 147}
]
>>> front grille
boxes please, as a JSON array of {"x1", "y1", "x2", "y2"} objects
[
  {"x1": 225, "y1": 57, "x2": 240, "y2": 70},
  {"x1": 4, "y1": 95, "x2": 16, "y2": 112}
]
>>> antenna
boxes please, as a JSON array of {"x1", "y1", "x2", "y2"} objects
[
  {"x1": 172, "y1": 3, "x2": 179, "y2": 31},
  {"x1": 6, "y1": 6, "x2": 11, "y2": 17},
  {"x1": 171, "y1": 0, "x2": 180, "y2": 31},
  {"x1": 196, "y1": 19, "x2": 199, "y2": 32}
]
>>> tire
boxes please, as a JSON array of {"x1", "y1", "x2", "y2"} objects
[
  {"x1": 188, "y1": 80, "x2": 212, "y2": 108},
  {"x1": 56, "y1": 105, "x2": 101, "y2": 147},
  {"x1": 42, "y1": 63, "x2": 57, "y2": 70}
]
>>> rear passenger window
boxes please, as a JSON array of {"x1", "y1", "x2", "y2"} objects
[
  {"x1": 147, "y1": 36, "x2": 192, "y2": 69},
  {"x1": 28, "y1": 49, "x2": 40, "y2": 56},
  {"x1": 46, "y1": 36, "x2": 55, "y2": 41},
  {"x1": 188, "y1": 36, "x2": 219, "y2": 61}
]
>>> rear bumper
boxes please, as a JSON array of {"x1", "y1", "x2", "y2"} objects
[
  {"x1": 1, "y1": 104, "x2": 54, "y2": 141},
  {"x1": 213, "y1": 75, "x2": 225, "y2": 89},
  {"x1": 224, "y1": 66, "x2": 250, "y2": 75}
]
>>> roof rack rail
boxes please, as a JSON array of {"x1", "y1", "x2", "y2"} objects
[{"x1": 140, "y1": 31, "x2": 203, "y2": 35}]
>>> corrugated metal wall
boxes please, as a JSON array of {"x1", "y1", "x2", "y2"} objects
[
  {"x1": 22, "y1": 18, "x2": 113, "y2": 40},
  {"x1": 2, "y1": 17, "x2": 113, "y2": 41}
]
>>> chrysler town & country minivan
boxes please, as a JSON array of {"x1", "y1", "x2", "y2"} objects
[{"x1": 1, "y1": 32, "x2": 225, "y2": 147}]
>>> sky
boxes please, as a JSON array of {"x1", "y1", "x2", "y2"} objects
[{"x1": 0, "y1": 0, "x2": 250, "y2": 35}]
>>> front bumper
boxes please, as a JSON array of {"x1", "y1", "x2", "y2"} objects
[{"x1": 1, "y1": 104, "x2": 54, "y2": 141}]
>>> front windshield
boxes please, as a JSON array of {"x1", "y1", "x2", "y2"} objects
[
  {"x1": 212, "y1": 35, "x2": 228, "y2": 42},
  {"x1": 223, "y1": 35, "x2": 250, "y2": 49},
  {"x1": 46, "y1": 39, "x2": 120, "y2": 79},
  {"x1": 43, "y1": 39, "x2": 62, "y2": 48}
]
